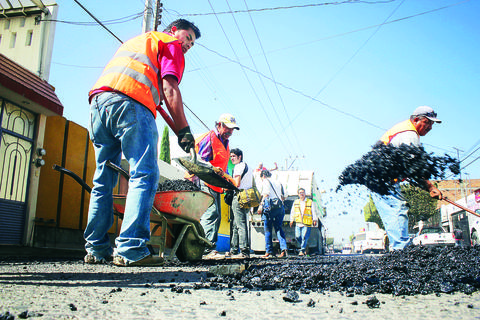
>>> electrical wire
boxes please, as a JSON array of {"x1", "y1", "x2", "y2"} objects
[
  {"x1": 73, "y1": 0, "x2": 123, "y2": 43},
  {"x1": 40, "y1": 11, "x2": 145, "y2": 26},
  {"x1": 170, "y1": 0, "x2": 396, "y2": 16},
  {"x1": 225, "y1": 0, "x2": 296, "y2": 156},
  {"x1": 206, "y1": 0, "x2": 292, "y2": 156},
  {"x1": 243, "y1": 0, "x2": 305, "y2": 158},
  {"x1": 198, "y1": 43, "x2": 386, "y2": 131}
]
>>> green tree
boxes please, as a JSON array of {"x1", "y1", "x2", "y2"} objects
[
  {"x1": 364, "y1": 186, "x2": 438, "y2": 232},
  {"x1": 159, "y1": 125, "x2": 171, "y2": 164},
  {"x1": 363, "y1": 194, "x2": 385, "y2": 230},
  {"x1": 400, "y1": 185, "x2": 438, "y2": 231}
]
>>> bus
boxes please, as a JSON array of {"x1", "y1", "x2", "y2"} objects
[{"x1": 352, "y1": 227, "x2": 389, "y2": 254}]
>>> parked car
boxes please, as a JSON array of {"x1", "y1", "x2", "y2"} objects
[{"x1": 412, "y1": 226, "x2": 455, "y2": 247}]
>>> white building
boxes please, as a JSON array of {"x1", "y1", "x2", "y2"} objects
[{"x1": 0, "y1": 0, "x2": 58, "y2": 80}]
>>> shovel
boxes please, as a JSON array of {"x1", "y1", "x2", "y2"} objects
[
  {"x1": 156, "y1": 106, "x2": 237, "y2": 191},
  {"x1": 176, "y1": 149, "x2": 238, "y2": 191},
  {"x1": 443, "y1": 197, "x2": 480, "y2": 218}
]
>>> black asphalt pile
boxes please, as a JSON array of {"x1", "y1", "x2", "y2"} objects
[
  {"x1": 337, "y1": 143, "x2": 459, "y2": 195},
  {"x1": 157, "y1": 179, "x2": 200, "y2": 192},
  {"x1": 209, "y1": 246, "x2": 480, "y2": 296}
]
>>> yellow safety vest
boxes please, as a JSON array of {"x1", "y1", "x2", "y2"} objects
[
  {"x1": 89, "y1": 32, "x2": 183, "y2": 118},
  {"x1": 380, "y1": 119, "x2": 419, "y2": 145},
  {"x1": 293, "y1": 198, "x2": 313, "y2": 226}
]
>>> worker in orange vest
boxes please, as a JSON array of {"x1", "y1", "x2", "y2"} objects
[
  {"x1": 196, "y1": 113, "x2": 239, "y2": 258},
  {"x1": 372, "y1": 106, "x2": 442, "y2": 250},
  {"x1": 84, "y1": 19, "x2": 200, "y2": 267}
]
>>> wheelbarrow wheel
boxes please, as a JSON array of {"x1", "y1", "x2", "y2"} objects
[{"x1": 174, "y1": 222, "x2": 206, "y2": 262}]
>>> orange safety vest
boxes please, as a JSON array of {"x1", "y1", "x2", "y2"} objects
[
  {"x1": 89, "y1": 32, "x2": 183, "y2": 118},
  {"x1": 293, "y1": 198, "x2": 313, "y2": 226},
  {"x1": 380, "y1": 119, "x2": 419, "y2": 145},
  {"x1": 195, "y1": 130, "x2": 230, "y2": 193}
]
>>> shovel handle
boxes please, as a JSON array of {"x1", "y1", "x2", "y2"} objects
[
  {"x1": 444, "y1": 197, "x2": 480, "y2": 217},
  {"x1": 190, "y1": 147, "x2": 197, "y2": 164},
  {"x1": 106, "y1": 160, "x2": 130, "y2": 180}
]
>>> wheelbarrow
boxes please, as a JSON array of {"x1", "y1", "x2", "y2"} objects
[{"x1": 53, "y1": 162, "x2": 215, "y2": 262}]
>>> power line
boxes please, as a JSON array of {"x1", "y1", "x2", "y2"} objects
[
  {"x1": 198, "y1": 43, "x2": 386, "y2": 131},
  {"x1": 267, "y1": 0, "x2": 471, "y2": 54},
  {"x1": 73, "y1": 0, "x2": 124, "y2": 44},
  {"x1": 243, "y1": 0, "x2": 305, "y2": 159},
  {"x1": 461, "y1": 141, "x2": 480, "y2": 162},
  {"x1": 169, "y1": 0, "x2": 396, "y2": 16},
  {"x1": 40, "y1": 11, "x2": 145, "y2": 26},
  {"x1": 205, "y1": 0, "x2": 292, "y2": 155},
  {"x1": 462, "y1": 155, "x2": 480, "y2": 171},
  {"x1": 225, "y1": 0, "x2": 296, "y2": 156}
]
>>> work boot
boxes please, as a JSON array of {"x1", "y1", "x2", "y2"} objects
[
  {"x1": 278, "y1": 249, "x2": 288, "y2": 258},
  {"x1": 113, "y1": 255, "x2": 164, "y2": 267},
  {"x1": 84, "y1": 253, "x2": 111, "y2": 264}
]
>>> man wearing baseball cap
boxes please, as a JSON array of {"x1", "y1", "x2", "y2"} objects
[
  {"x1": 372, "y1": 106, "x2": 443, "y2": 250},
  {"x1": 195, "y1": 113, "x2": 239, "y2": 258}
]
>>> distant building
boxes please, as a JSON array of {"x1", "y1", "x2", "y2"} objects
[
  {"x1": 0, "y1": 0, "x2": 58, "y2": 80},
  {"x1": 434, "y1": 178, "x2": 480, "y2": 203}
]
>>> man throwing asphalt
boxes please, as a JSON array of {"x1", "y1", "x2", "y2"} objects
[
  {"x1": 84, "y1": 19, "x2": 200, "y2": 266},
  {"x1": 371, "y1": 106, "x2": 443, "y2": 250}
]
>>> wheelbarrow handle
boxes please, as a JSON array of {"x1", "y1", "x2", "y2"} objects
[
  {"x1": 106, "y1": 160, "x2": 130, "y2": 180},
  {"x1": 52, "y1": 164, "x2": 92, "y2": 193}
]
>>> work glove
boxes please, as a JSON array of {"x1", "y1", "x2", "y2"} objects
[{"x1": 177, "y1": 126, "x2": 195, "y2": 153}]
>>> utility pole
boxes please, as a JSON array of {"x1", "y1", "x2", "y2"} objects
[
  {"x1": 453, "y1": 147, "x2": 465, "y2": 199},
  {"x1": 142, "y1": 0, "x2": 154, "y2": 33}
]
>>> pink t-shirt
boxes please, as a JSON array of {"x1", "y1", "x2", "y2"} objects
[{"x1": 158, "y1": 39, "x2": 185, "y2": 84}]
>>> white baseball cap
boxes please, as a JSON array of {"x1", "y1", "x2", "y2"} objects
[{"x1": 412, "y1": 106, "x2": 442, "y2": 123}]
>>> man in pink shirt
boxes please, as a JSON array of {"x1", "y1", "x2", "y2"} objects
[{"x1": 84, "y1": 19, "x2": 201, "y2": 267}]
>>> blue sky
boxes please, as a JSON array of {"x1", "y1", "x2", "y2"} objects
[{"x1": 49, "y1": 0, "x2": 479, "y2": 241}]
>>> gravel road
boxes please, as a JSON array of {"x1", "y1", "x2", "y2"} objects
[{"x1": 1, "y1": 250, "x2": 479, "y2": 320}]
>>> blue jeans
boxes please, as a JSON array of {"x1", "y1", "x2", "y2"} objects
[
  {"x1": 295, "y1": 225, "x2": 311, "y2": 252},
  {"x1": 262, "y1": 206, "x2": 287, "y2": 254},
  {"x1": 85, "y1": 92, "x2": 159, "y2": 262},
  {"x1": 200, "y1": 184, "x2": 221, "y2": 249},
  {"x1": 371, "y1": 186, "x2": 410, "y2": 250}
]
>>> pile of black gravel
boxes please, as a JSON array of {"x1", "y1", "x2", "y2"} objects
[
  {"x1": 337, "y1": 143, "x2": 459, "y2": 195},
  {"x1": 209, "y1": 246, "x2": 480, "y2": 296},
  {"x1": 157, "y1": 179, "x2": 200, "y2": 192}
]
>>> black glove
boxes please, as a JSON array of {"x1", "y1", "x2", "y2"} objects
[{"x1": 177, "y1": 126, "x2": 194, "y2": 153}]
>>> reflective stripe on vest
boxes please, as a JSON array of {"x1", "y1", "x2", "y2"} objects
[
  {"x1": 195, "y1": 130, "x2": 230, "y2": 193},
  {"x1": 89, "y1": 32, "x2": 181, "y2": 118},
  {"x1": 293, "y1": 198, "x2": 313, "y2": 226},
  {"x1": 379, "y1": 119, "x2": 419, "y2": 145}
]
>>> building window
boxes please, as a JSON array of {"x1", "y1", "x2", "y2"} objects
[
  {"x1": 19, "y1": 17, "x2": 26, "y2": 28},
  {"x1": 4, "y1": 20, "x2": 10, "y2": 30},
  {"x1": 10, "y1": 32, "x2": 16, "y2": 48},
  {"x1": 25, "y1": 30, "x2": 33, "y2": 46}
]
